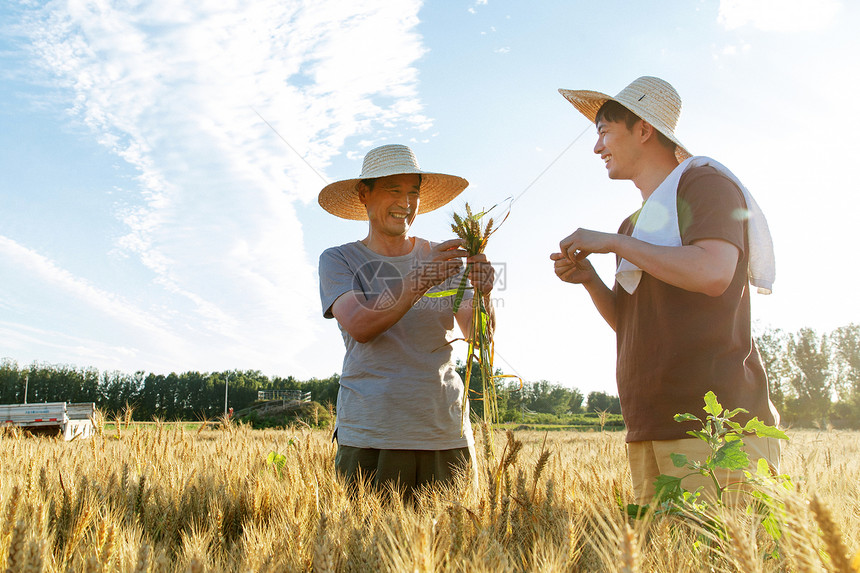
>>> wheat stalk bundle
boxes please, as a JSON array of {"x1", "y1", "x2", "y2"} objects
[{"x1": 446, "y1": 203, "x2": 520, "y2": 447}]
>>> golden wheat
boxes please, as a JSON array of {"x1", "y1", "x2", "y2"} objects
[
  {"x1": 811, "y1": 494, "x2": 855, "y2": 573},
  {"x1": 450, "y1": 202, "x2": 514, "y2": 441},
  {"x1": 0, "y1": 422, "x2": 858, "y2": 572}
]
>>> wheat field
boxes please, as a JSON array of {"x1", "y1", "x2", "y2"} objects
[{"x1": 1, "y1": 421, "x2": 858, "y2": 572}]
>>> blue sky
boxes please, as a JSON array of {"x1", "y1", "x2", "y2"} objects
[{"x1": 1, "y1": 0, "x2": 857, "y2": 396}]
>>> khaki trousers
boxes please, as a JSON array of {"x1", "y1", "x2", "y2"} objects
[{"x1": 627, "y1": 435, "x2": 782, "y2": 506}]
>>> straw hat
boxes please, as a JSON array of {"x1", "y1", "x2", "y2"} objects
[
  {"x1": 558, "y1": 76, "x2": 692, "y2": 162},
  {"x1": 318, "y1": 144, "x2": 469, "y2": 220}
]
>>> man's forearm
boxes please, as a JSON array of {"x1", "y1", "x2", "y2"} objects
[
  {"x1": 584, "y1": 277, "x2": 617, "y2": 331},
  {"x1": 612, "y1": 235, "x2": 738, "y2": 297},
  {"x1": 334, "y1": 272, "x2": 429, "y2": 343}
]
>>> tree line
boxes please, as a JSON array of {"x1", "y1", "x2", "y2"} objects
[
  {"x1": 0, "y1": 361, "x2": 342, "y2": 421},
  {"x1": 755, "y1": 323, "x2": 860, "y2": 428},
  {"x1": 1, "y1": 322, "x2": 857, "y2": 427},
  {"x1": 0, "y1": 358, "x2": 617, "y2": 423},
  {"x1": 457, "y1": 363, "x2": 620, "y2": 423}
]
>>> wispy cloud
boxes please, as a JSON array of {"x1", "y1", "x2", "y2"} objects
[
  {"x1": 468, "y1": 0, "x2": 488, "y2": 14},
  {"x1": 0, "y1": 234, "x2": 190, "y2": 369},
  {"x1": 718, "y1": 0, "x2": 840, "y2": 32},
  {"x1": 7, "y1": 0, "x2": 430, "y2": 374}
]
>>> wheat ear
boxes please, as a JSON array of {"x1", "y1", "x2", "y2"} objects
[
  {"x1": 5, "y1": 519, "x2": 27, "y2": 573},
  {"x1": 618, "y1": 521, "x2": 639, "y2": 573},
  {"x1": 810, "y1": 495, "x2": 854, "y2": 573}
]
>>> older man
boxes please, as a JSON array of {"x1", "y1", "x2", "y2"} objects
[{"x1": 318, "y1": 144, "x2": 494, "y2": 497}]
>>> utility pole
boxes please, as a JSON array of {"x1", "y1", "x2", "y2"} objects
[{"x1": 24, "y1": 372, "x2": 29, "y2": 404}]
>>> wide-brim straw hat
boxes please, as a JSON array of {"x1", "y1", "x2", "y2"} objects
[
  {"x1": 558, "y1": 76, "x2": 692, "y2": 163},
  {"x1": 318, "y1": 144, "x2": 469, "y2": 220}
]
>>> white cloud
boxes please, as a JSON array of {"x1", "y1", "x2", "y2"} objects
[
  {"x1": 0, "y1": 235, "x2": 190, "y2": 366},
  {"x1": 11, "y1": 0, "x2": 430, "y2": 374},
  {"x1": 718, "y1": 0, "x2": 840, "y2": 32},
  {"x1": 469, "y1": 0, "x2": 488, "y2": 14}
]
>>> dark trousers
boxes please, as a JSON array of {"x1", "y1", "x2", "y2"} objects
[{"x1": 335, "y1": 444, "x2": 471, "y2": 497}]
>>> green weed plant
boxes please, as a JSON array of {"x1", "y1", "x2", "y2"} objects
[{"x1": 626, "y1": 391, "x2": 791, "y2": 558}]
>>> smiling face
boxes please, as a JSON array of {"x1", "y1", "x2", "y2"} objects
[
  {"x1": 359, "y1": 173, "x2": 421, "y2": 238},
  {"x1": 593, "y1": 117, "x2": 644, "y2": 181}
]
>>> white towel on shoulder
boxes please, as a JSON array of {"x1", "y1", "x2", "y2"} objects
[{"x1": 615, "y1": 156, "x2": 775, "y2": 295}]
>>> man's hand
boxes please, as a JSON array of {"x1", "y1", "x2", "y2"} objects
[
  {"x1": 550, "y1": 252, "x2": 598, "y2": 285},
  {"x1": 467, "y1": 253, "x2": 495, "y2": 295},
  {"x1": 412, "y1": 238, "x2": 468, "y2": 291},
  {"x1": 456, "y1": 252, "x2": 496, "y2": 340},
  {"x1": 558, "y1": 228, "x2": 618, "y2": 261}
]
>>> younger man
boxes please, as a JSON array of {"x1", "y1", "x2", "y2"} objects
[{"x1": 550, "y1": 76, "x2": 780, "y2": 504}]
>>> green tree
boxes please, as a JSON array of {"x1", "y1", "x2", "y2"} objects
[
  {"x1": 302, "y1": 374, "x2": 341, "y2": 408},
  {"x1": 786, "y1": 327, "x2": 832, "y2": 425},
  {"x1": 179, "y1": 371, "x2": 213, "y2": 418},
  {"x1": 98, "y1": 370, "x2": 140, "y2": 416},
  {"x1": 830, "y1": 324, "x2": 860, "y2": 427},
  {"x1": 526, "y1": 380, "x2": 555, "y2": 414},
  {"x1": 558, "y1": 386, "x2": 585, "y2": 415},
  {"x1": 831, "y1": 324, "x2": 860, "y2": 401},
  {"x1": 498, "y1": 379, "x2": 525, "y2": 422},
  {"x1": 0, "y1": 359, "x2": 23, "y2": 403},
  {"x1": 754, "y1": 325, "x2": 791, "y2": 411},
  {"x1": 455, "y1": 359, "x2": 511, "y2": 420},
  {"x1": 586, "y1": 391, "x2": 621, "y2": 414}
]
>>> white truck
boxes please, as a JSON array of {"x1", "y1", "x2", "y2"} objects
[{"x1": 0, "y1": 402, "x2": 95, "y2": 440}]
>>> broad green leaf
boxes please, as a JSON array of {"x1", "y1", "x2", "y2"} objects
[
  {"x1": 266, "y1": 451, "x2": 286, "y2": 474},
  {"x1": 670, "y1": 453, "x2": 688, "y2": 468},
  {"x1": 743, "y1": 417, "x2": 789, "y2": 440},
  {"x1": 653, "y1": 474, "x2": 685, "y2": 503},
  {"x1": 703, "y1": 391, "x2": 723, "y2": 417},
  {"x1": 674, "y1": 413, "x2": 700, "y2": 423},
  {"x1": 686, "y1": 430, "x2": 710, "y2": 441},
  {"x1": 713, "y1": 441, "x2": 749, "y2": 470}
]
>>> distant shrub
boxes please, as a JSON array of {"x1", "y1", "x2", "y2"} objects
[{"x1": 242, "y1": 401, "x2": 332, "y2": 429}]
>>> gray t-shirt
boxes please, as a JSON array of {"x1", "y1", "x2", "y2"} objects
[{"x1": 318, "y1": 238, "x2": 474, "y2": 450}]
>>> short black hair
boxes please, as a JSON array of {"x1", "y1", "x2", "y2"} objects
[
  {"x1": 595, "y1": 100, "x2": 676, "y2": 152},
  {"x1": 596, "y1": 100, "x2": 640, "y2": 130}
]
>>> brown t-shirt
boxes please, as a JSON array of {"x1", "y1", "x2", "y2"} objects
[{"x1": 615, "y1": 165, "x2": 777, "y2": 442}]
